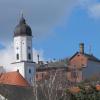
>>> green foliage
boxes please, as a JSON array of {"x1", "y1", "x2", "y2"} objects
[{"x1": 65, "y1": 85, "x2": 100, "y2": 100}]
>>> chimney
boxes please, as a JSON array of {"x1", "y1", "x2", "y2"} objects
[{"x1": 79, "y1": 43, "x2": 84, "y2": 54}]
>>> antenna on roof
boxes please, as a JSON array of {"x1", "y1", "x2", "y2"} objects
[
  {"x1": 20, "y1": 10, "x2": 24, "y2": 18},
  {"x1": 37, "y1": 54, "x2": 40, "y2": 64},
  {"x1": 89, "y1": 44, "x2": 92, "y2": 55}
]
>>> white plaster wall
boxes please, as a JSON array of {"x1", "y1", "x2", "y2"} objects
[
  {"x1": 13, "y1": 35, "x2": 35, "y2": 85},
  {"x1": 24, "y1": 62, "x2": 35, "y2": 85},
  {"x1": 12, "y1": 62, "x2": 35, "y2": 85},
  {"x1": 12, "y1": 62, "x2": 25, "y2": 77},
  {"x1": 83, "y1": 60, "x2": 100, "y2": 79},
  {"x1": 14, "y1": 36, "x2": 33, "y2": 62},
  {"x1": 0, "y1": 66, "x2": 5, "y2": 73}
]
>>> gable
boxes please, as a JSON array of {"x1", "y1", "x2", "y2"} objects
[{"x1": 69, "y1": 52, "x2": 88, "y2": 68}]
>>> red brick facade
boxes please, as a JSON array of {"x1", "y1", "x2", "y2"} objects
[{"x1": 67, "y1": 52, "x2": 88, "y2": 83}]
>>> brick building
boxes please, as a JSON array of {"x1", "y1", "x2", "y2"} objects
[
  {"x1": 36, "y1": 60, "x2": 67, "y2": 83},
  {"x1": 67, "y1": 43, "x2": 100, "y2": 83}
]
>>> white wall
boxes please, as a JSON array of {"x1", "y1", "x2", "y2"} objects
[
  {"x1": 13, "y1": 35, "x2": 36, "y2": 85},
  {"x1": 12, "y1": 62, "x2": 25, "y2": 77},
  {"x1": 0, "y1": 66, "x2": 5, "y2": 73},
  {"x1": 12, "y1": 62, "x2": 35, "y2": 85},
  {"x1": 24, "y1": 62, "x2": 36, "y2": 85},
  {"x1": 14, "y1": 36, "x2": 33, "y2": 62}
]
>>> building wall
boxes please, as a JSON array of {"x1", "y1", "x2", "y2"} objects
[
  {"x1": 0, "y1": 66, "x2": 5, "y2": 73},
  {"x1": 67, "y1": 70, "x2": 82, "y2": 83},
  {"x1": 36, "y1": 68, "x2": 67, "y2": 82},
  {"x1": 24, "y1": 62, "x2": 35, "y2": 85},
  {"x1": 83, "y1": 60, "x2": 100, "y2": 79},
  {"x1": 12, "y1": 62, "x2": 25, "y2": 77},
  {"x1": 14, "y1": 36, "x2": 33, "y2": 62},
  {"x1": 36, "y1": 71, "x2": 48, "y2": 81},
  {"x1": 13, "y1": 35, "x2": 35, "y2": 85},
  {"x1": 67, "y1": 53, "x2": 87, "y2": 83},
  {"x1": 70, "y1": 53, "x2": 87, "y2": 68},
  {"x1": 12, "y1": 62, "x2": 35, "y2": 85}
]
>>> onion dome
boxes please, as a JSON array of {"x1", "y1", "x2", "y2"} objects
[{"x1": 14, "y1": 15, "x2": 32, "y2": 37}]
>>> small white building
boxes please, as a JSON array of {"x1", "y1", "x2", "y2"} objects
[{"x1": 12, "y1": 15, "x2": 36, "y2": 85}]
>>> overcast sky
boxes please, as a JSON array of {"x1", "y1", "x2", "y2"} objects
[{"x1": 0, "y1": 0, "x2": 100, "y2": 69}]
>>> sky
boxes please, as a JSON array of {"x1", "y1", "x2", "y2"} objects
[{"x1": 0, "y1": 0, "x2": 100, "y2": 69}]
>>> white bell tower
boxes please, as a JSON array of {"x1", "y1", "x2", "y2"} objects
[{"x1": 12, "y1": 15, "x2": 35, "y2": 85}]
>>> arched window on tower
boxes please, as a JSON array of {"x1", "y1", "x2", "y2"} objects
[
  {"x1": 28, "y1": 53, "x2": 31, "y2": 60},
  {"x1": 16, "y1": 54, "x2": 19, "y2": 60},
  {"x1": 29, "y1": 69, "x2": 31, "y2": 74}
]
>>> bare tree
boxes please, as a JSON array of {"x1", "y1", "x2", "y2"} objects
[{"x1": 33, "y1": 68, "x2": 68, "y2": 100}]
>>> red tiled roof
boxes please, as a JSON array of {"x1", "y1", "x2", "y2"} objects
[{"x1": 0, "y1": 71, "x2": 30, "y2": 87}]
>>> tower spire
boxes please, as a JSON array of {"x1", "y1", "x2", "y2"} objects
[
  {"x1": 20, "y1": 10, "x2": 24, "y2": 18},
  {"x1": 13, "y1": 14, "x2": 35, "y2": 85},
  {"x1": 19, "y1": 10, "x2": 26, "y2": 24},
  {"x1": 89, "y1": 44, "x2": 92, "y2": 55}
]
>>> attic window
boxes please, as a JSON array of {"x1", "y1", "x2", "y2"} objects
[{"x1": 77, "y1": 54, "x2": 80, "y2": 56}]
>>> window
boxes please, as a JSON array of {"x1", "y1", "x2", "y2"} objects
[
  {"x1": 30, "y1": 78, "x2": 31, "y2": 82},
  {"x1": 42, "y1": 73, "x2": 44, "y2": 78},
  {"x1": 77, "y1": 54, "x2": 80, "y2": 57},
  {"x1": 16, "y1": 47, "x2": 19, "y2": 50},
  {"x1": 29, "y1": 69, "x2": 31, "y2": 73},
  {"x1": 28, "y1": 53, "x2": 31, "y2": 60},
  {"x1": 71, "y1": 69, "x2": 78, "y2": 79},
  {"x1": 28, "y1": 46, "x2": 31, "y2": 50},
  {"x1": 16, "y1": 54, "x2": 19, "y2": 60},
  {"x1": 36, "y1": 74, "x2": 38, "y2": 78}
]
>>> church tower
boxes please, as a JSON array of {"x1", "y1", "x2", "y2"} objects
[{"x1": 12, "y1": 15, "x2": 35, "y2": 85}]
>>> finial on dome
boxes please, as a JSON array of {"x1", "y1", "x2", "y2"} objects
[
  {"x1": 14, "y1": 12, "x2": 32, "y2": 37},
  {"x1": 19, "y1": 10, "x2": 26, "y2": 24},
  {"x1": 20, "y1": 10, "x2": 24, "y2": 18}
]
